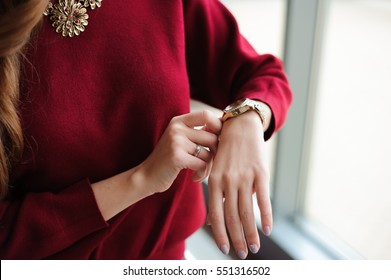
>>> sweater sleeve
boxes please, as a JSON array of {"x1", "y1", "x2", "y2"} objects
[
  {"x1": 0, "y1": 179, "x2": 108, "y2": 259},
  {"x1": 183, "y1": 0, "x2": 293, "y2": 139}
]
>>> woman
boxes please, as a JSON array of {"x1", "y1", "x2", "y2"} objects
[{"x1": 0, "y1": 0, "x2": 292, "y2": 259}]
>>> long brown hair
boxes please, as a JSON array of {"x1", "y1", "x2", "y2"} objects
[{"x1": 0, "y1": 0, "x2": 48, "y2": 199}]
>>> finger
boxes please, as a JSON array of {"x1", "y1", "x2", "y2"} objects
[
  {"x1": 192, "y1": 157, "x2": 213, "y2": 182},
  {"x1": 239, "y1": 188, "x2": 260, "y2": 254},
  {"x1": 183, "y1": 141, "x2": 213, "y2": 181},
  {"x1": 187, "y1": 142, "x2": 213, "y2": 163},
  {"x1": 207, "y1": 182, "x2": 230, "y2": 256},
  {"x1": 186, "y1": 127, "x2": 219, "y2": 153},
  {"x1": 182, "y1": 151, "x2": 208, "y2": 172},
  {"x1": 181, "y1": 110, "x2": 222, "y2": 135},
  {"x1": 255, "y1": 177, "x2": 273, "y2": 236},
  {"x1": 224, "y1": 190, "x2": 248, "y2": 259}
]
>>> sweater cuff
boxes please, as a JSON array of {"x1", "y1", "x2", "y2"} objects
[{"x1": 53, "y1": 178, "x2": 108, "y2": 243}]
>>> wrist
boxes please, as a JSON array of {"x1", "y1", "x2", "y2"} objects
[
  {"x1": 220, "y1": 110, "x2": 264, "y2": 142},
  {"x1": 124, "y1": 164, "x2": 154, "y2": 200},
  {"x1": 223, "y1": 110, "x2": 263, "y2": 127}
]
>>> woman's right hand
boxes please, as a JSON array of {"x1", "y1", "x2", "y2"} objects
[
  {"x1": 92, "y1": 110, "x2": 222, "y2": 221},
  {"x1": 138, "y1": 110, "x2": 222, "y2": 196}
]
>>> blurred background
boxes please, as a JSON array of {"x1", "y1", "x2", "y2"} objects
[{"x1": 186, "y1": 0, "x2": 391, "y2": 260}]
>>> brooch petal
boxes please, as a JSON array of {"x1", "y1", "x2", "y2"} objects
[{"x1": 44, "y1": 0, "x2": 101, "y2": 38}]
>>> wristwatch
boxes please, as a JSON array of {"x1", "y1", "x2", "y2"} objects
[{"x1": 221, "y1": 98, "x2": 267, "y2": 126}]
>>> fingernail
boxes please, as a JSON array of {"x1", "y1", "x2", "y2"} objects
[
  {"x1": 263, "y1": 226, "x2": 272, "y2": 236},
  {"x1": 220, "y1": 244, "x2": 229, "y2": 255},
  {"x1": 249, "y1": 244, "x2": 259, "y2": 254},
  {"x1": 237, "y1": 250, "x2": 247, "y2": 260}
]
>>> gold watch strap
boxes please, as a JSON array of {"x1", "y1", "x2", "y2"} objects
[
  {"x1": 253, "y1": 102, "x2": 267, "y2": 126},
  {"x1": 222, "y1": 98, "x2": 267, "y2": 126}
]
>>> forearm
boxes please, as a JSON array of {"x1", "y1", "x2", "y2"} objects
[{"x1": 91, "y1": 166, "x2": 150, "y2": 221}]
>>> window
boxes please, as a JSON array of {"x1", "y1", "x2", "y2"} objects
[
  {"x1": 303, "y1": 0, "x2": 391, "y2": 260},
  {"x1": 221, "y1": 0, "x2": 286, "y2": 57}
]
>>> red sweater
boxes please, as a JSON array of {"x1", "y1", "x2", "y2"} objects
[{"x1": 0, "y1": 0, "x2": 292, "y2": 259}]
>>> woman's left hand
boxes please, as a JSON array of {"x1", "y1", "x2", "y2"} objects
[{"x1": 207, "y1": 110, "x2": 273, "y2": 259}]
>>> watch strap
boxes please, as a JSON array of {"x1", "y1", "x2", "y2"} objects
[{"x1": 222, "y1": 98, "x2": 267, "y2": 126}]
